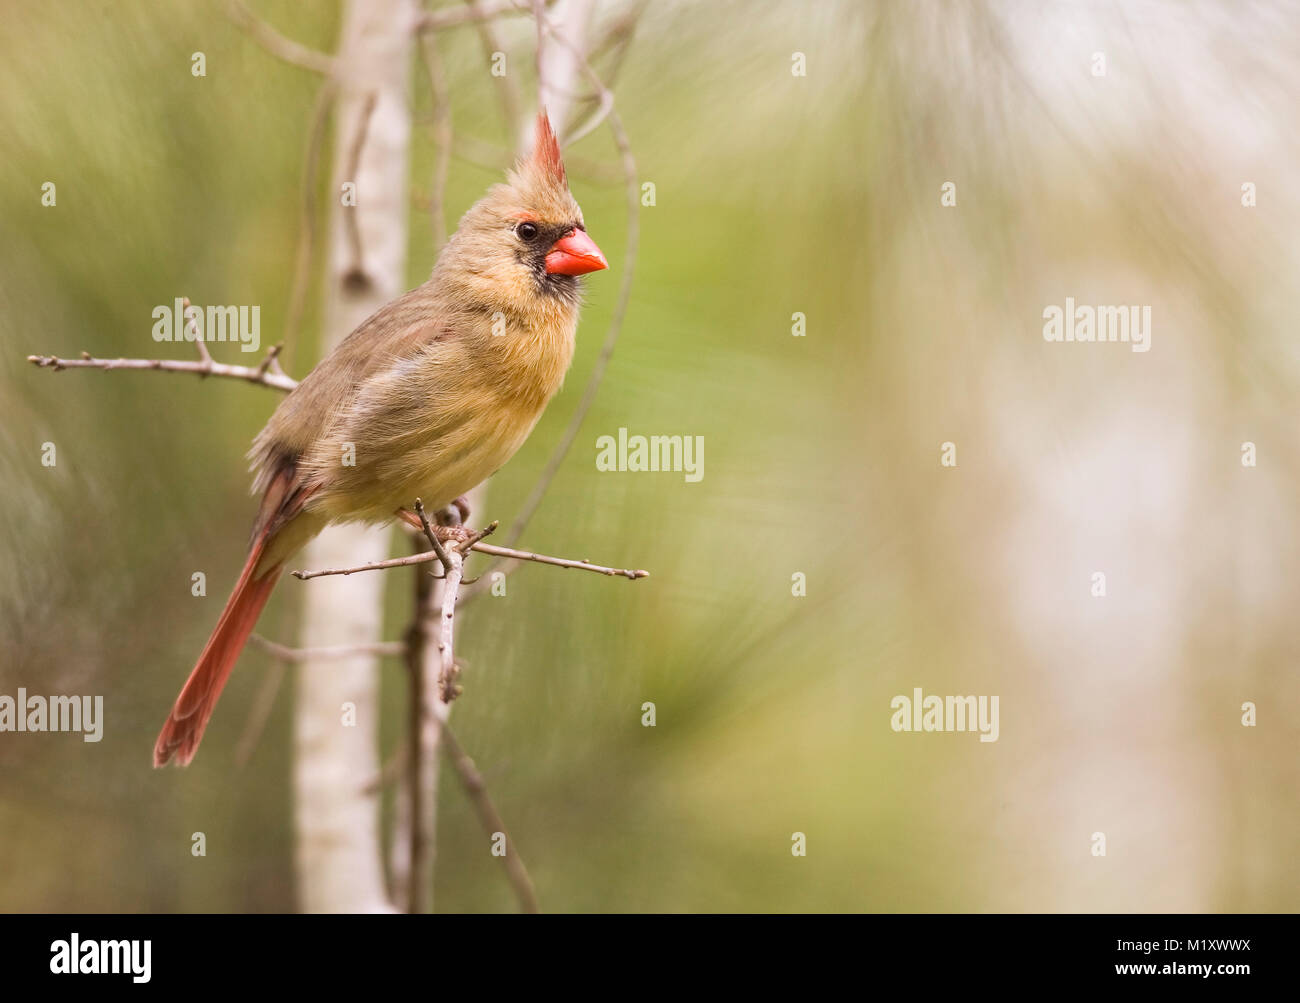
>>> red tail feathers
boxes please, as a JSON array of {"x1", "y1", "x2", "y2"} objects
[{"x1": 153, "y1": 530, "x2": 281, "y2": 767}]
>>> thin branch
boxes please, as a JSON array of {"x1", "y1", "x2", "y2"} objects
[
  {"x1": 378, "y1": 500, "x2": 534, "y2": 911},
  {"x1": 283, "y1": 79, "x2": 338, "y2": 369},
  {"x1": 473, "y1": 541, "x2": 648, "y2": 578},
  {"x1": 226, "y1": 0, "x2": 336, "y2": 76},
  {"x1": 413, "y1": 498, "x2": 455, "y2": 574},
  {"x1": 587, "y1": 0, "x2": 647, "y2": 86},
  {"x1": 396, "y1": 500, "x2": 463, "y2": 909},
  {"x1": 419, "y1": 33, "x2": 453, "y2": 254},
  {"x1": 365, "y1": 714, "x2": 539, "y2": 913},
  {"x1": 555, "y1": 0, "x2": 647, "y2": 151},
  {"x1": 561, "y1": 87, "x2": 612, "y2": 147},
  {"x1": 341, "y1": 92, "x2": 380, "y2": 290},
  {"x1": 441, "y1": 727, "x2": 540, "y2": 913},
  {"x1": 457, "y1": 559, "x2": 510, "y2": 603},
  {"x1": 255, "y1": 344, "x2": 289, "y2": 382},
  {"x1": 404, "y1": 526, "x2": 438, "y2": 913},
  {"x1": 27, "y1": 348, "x2": 298, "y2": 392},
  {"x1": 184, "y1": 297, "x2": 212, "y2": 364},
  {"x1": 469, "y1": 0, "x2": 523, "y2": 139},
  {"x1": 434, "y1": 539, "x2": 464, "y2": 702},
  {"x1": 292, "y1": 535, "x2": 648, "y2": 581}
]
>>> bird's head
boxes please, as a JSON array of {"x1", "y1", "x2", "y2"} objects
[{"x1": 437, "y1": 110, "x2": 607, "y2": 315}]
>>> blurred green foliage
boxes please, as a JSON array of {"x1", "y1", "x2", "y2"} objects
[{"x1": 1, "y1": 1, "x2": 1296, "y2": 912}]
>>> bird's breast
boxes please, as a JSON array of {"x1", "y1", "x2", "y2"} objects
[{"x1": 309, "y1": 306, "x2": 578, "y2": 524}]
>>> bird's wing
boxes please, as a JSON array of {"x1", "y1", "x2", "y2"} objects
[{"x1": 248, "y1": 288, "x2": 453, "y2": 492}]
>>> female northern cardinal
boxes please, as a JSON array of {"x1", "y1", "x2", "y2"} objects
[{"x1": 154, "y1": 112, "x2": 607, "y2": 767}]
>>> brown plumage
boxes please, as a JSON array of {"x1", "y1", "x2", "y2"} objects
[{"x1": 154, "y1": 111, "x2": 607, "y2": 767}]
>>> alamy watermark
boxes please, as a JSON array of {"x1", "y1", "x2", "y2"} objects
[
  {"x1": 890, "y1": 687, "x2": 999, "y2": 742},
  {"x1": 0, "y1": 689, "x2": 103, "y2": 742},
  {"x1": 1043, "y1": 297, "x2": 1150, "y2": 353},
  {"x1": 595, "y1": 428, "x2": 704, "y2": 482},
  {"x1": 152, "y1": 298, "x2": 261, "y2": 353},
  {"x1": 50, "y1": 934, "x2": 150, "y2": 983}
]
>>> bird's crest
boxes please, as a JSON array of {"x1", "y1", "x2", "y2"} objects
[{"x1": 530, "y1": 110, "x2": 567, "y2": 190}]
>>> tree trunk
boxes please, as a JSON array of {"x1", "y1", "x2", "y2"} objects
[{"x1": 293, "y1": 0, "x2": 418, "y2": 915}]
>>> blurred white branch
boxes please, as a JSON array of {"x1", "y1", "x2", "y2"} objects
[{"x1": 292, "y1": 0, "x2": 419, "y2": 916}]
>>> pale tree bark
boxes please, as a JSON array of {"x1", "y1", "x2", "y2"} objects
[
  {"x1": 294, "y1": 0, "x2": 419, "y2": 915},
  {"x1": 535, "y1": 0, "x2": 596, "y2": 143}
]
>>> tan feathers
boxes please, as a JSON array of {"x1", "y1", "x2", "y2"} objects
[
  {"x1": 159, "y1": 110, "x2": 602, "y2": 766},
  {"x1": 249, "y1": 109, "x2": 594, "y2": 552}
]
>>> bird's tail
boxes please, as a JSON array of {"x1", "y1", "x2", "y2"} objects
[{"x1": 153, "y1": 527, "x2": 281, "y2": 768}]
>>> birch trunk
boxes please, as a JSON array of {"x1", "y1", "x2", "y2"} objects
[
  {"x1": 535, "y1": 0, "x2": 596, "y2": 142},
  {"x1": 294, "y1": 0, "x2": 419, "y2": 915}
]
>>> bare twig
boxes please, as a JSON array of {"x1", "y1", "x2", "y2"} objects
[
  {"x1": 419, "y1": 32, "x2": 453, "y2": 254},
  {"x1": 441, "y1": 727, "x2": 540, "y2": 913},
  {"x1": 413, "y1": 498, "x2": 455, "y2": 574},
  {"x1": 183, "y1": 298, "x2": 213, "y2": 364},
  {"x1": 469, "y1": 0, "x2": 523, "y2": 138},
  {"x1": 473, "y1": 541, "x2": 647, "y2": 578},
  {"x1": 551, "y1": 2, "x2": 646, "y2": 150},
  {"x1": 366, "y1": 713, "x2": 539, "y2": 912},
  {"x1": 226, "y1": 0, "x2": 337, "y2": 76},
  {"x1": 292, "y1": 534, "x2": 648, "y2": 581},
  {"x1": 393, "y1": 499, "x2": 466, "y2": 909},
  {"x1": 587, "y1": 0, "x2": 646, "y2": 87},
  {"x1": 283, "y1": 79, "x2": 338, "y2": 368},
  {"x1": 434, "y1": 541, "x2": 463, "y2": 702},
  {"x1": 404, "y1": 525, "x2": 438, "y2": 913},
  {"x1": 255, "y1": 344, "x2": 287, "y2": 381},
  {"x1": 562, "y1": 87, "x2": 612, "y2": 147},
  {"x1": 27, "y1": 349, "x2": 298, "y2": 392}
]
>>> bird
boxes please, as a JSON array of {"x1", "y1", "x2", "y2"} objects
[{"x1": 153, "y1": 111, "x2": 607, "y2": 767}]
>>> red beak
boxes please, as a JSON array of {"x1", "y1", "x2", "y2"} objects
[{"x1": 544, "y1": 228, "x2": 608, "y2": 276}]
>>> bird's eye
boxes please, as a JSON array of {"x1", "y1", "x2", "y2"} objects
[{"x1": 516, "y1": 222, "x2": 539, "y2": 241}]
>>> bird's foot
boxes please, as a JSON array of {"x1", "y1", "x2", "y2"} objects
[{"x1": 395, "y1": 503, "x2": 488, "y2": 552}]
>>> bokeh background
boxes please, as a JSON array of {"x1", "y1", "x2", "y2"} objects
[{"x1": 1, "y1": 0, "x2": 1297, "y2": 912}]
